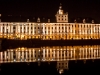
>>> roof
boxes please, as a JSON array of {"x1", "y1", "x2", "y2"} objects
[
  {"x1": 1, "y1": 15, "x2": 56, "y2": 23},
  {"x1": 69, "y1": 17, "x2": 98, "y2": 24},
  {"x1": 0, "y1": 15, "x2": 99, "y2": 23}
]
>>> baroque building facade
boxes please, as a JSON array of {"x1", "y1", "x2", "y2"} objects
[{"x1": 0, "y1": 4, "x2": 99, "y2": 40}]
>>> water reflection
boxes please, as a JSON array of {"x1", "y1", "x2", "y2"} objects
[{"x1": 0, "y1": 45, "x2": 100, "y2": 74}]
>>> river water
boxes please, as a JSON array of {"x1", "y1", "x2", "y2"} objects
[{"x1": 0, "y1": 45, "x2": 100, "y2": 74}]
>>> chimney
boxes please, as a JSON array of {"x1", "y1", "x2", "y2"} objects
[
  {"x1": 48, "y1": 19, "x2": 50, "y2": 23},
  {"x1": 27, "y1": 19, "x2": 29, "y2": 22},
  {"x1": 92, "y1": 20, "x2": 94, "y2": 23},
  {"x1": 37, "y1": 17, "x2": 40, "y2": 22},
  {"x1": 83, "y1": 19, "x2": 86, "y2": 23}
]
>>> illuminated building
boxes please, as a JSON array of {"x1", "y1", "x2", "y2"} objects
[
  {"x1": 0, "y1": 45, "x2": 100, "y2": 74},
  {"x1": 0, "y1": 4, "x2": 99, "y2": 40}
]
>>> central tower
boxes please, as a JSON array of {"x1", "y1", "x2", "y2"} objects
[{"x1": 55, "y1": 3, "x2": 68, "y2": 23}]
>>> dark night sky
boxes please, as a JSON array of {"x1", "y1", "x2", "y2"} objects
[{"x1": 0, "y1": 0, "x2": 100, "y2": 22}]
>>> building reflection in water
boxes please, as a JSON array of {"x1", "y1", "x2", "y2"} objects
[{"x1": 0, "y1": 45, "x2": 100, "y2": 74}]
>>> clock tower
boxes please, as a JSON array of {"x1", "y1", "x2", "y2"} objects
[{"x1": 55, "y1": 3, "x2": 68, "y2": 23}]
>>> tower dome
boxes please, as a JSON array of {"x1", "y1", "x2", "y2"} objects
[{"x1": 59, "y1": 3, "x2": 62, "y2": 9}]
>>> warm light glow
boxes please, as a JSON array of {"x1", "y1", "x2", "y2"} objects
[
  {"x1": 18, "y1": 48, "x2": 20, "y2": 49},
  {"x1": 0, "y1": 45, "x2": 100, "y2": 70},
  {"x1": 21, "y1": 47, "x2": 25, "y2": 50},
  {"x1": 0, "y1": 22, "x2": 99, "y2": 40},
  {"x1": 0, "y1": 5, "x2": 99, "y2": 40}
]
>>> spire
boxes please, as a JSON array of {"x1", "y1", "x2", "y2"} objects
[
  {"x1": 58, "y1": 3, "x2": 63, "y2": 14},
  {"x1": 59, "y1": 3, "x2": 62, "y2": 9}
]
